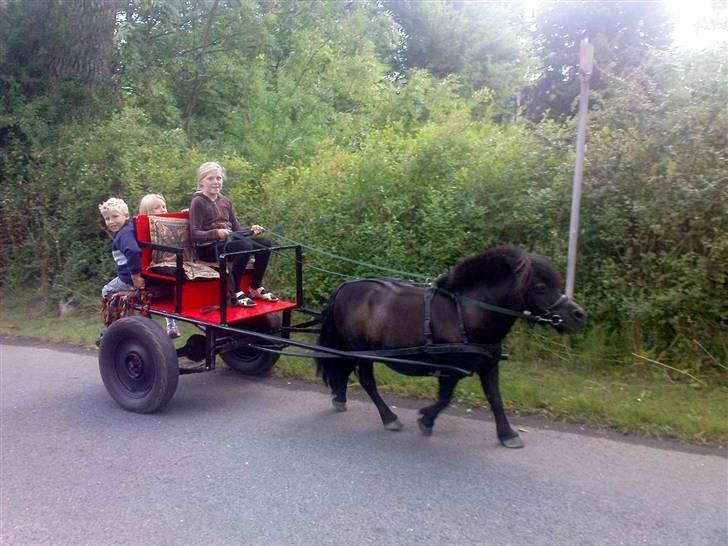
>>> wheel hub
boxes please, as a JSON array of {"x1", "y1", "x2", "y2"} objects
[{"x1": 125, "y1": 353, "x2": 144, "y2": 379}]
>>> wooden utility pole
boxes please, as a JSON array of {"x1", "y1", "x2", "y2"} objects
[{"x1": 566, "y1": 38, "x2": 593, "y2": 299}]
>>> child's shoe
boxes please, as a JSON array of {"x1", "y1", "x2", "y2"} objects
[
  {"x1": 165, "y1": 318, "x2": 180, "y2": 339},
  {"x1": 249, "y1": 287, "x2": 279, "y2": 302},
  {"x1": 231, "y1": 291, "x2": 256, "y2": 308},
  {"x1": 95, "y1": 330, "x2": 105, "y2": 348}
]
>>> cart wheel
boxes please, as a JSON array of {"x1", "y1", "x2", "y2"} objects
[
  {"x1": 98, "y1": 316, "x2": 179, "y2": 413},
  {"x1": 221, "y1": 346, "x2": 280, "y2": 376},
  {"x1": 221, "y1": 314, "x2": 281, "y2": 376}
]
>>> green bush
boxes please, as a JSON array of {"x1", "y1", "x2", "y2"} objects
[
  {"x1": 1, "y1": 108, "x2": 191, "y2": 297},
  {"x1": 0, "y1": 3, "x2": 724, "y2": 381}
]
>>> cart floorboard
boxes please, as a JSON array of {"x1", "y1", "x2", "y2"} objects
[{"x1": 149, "y1": 297, "x2": 297, "y2": 325}]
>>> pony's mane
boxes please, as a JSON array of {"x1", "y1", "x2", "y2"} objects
[{"x1": 436, "y1": 246, "x2": 526, "y2": 292}]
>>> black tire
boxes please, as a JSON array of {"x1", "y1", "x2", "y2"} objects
[
  {"x1": 221, "y1": 346, "x2": 280, "y2": 376},
  {"x1": 220, "y1": 314, "x2": 281, "y2": 376},
  {"x1": 98, "y1": 316, "x2": 179, "y2": 413}
]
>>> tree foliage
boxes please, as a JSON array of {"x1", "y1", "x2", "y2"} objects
[
  {"x1": 117, "y1": 0, "x2": 398, "y2": 166},
  {"x1": 386, "y1": 0, "x2": 530, "y2": 111},
  {"x1": 578, "y1": 48, "x2": 727, "y2": 366},
  {"x1": 0, "y1": 0, "x2": 725, "y2": 376},
  {"x1": 525, "y1": 0, "x2": 674, "y2": 120}
]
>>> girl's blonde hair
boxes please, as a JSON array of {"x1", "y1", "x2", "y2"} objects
[
  {"x1": 139, "y1": 193, "x2": 166, "y2": 214},
  {"x1": 196, "y1": 161, "x2": 225, "y2": 188},
  {"x1": 98, "y1": 197, "x2": 129, "y2": 216}
]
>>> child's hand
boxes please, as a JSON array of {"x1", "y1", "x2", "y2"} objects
[
  {"x1": 218, "y1": 229, "x2": 231, "y2": 240},
  {"x1": 132, "y1": 275, "x2": 145, "y2": 289},
  {"x1": 251, "y1": 225, "x2": 264, "y2": 235}
]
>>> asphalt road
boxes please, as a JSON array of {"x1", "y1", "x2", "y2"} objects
[{"x1": 1, "y1": 338, "x2": 726, "y2": 546}]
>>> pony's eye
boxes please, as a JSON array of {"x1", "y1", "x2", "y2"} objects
[{"x1": 535, "y1": 282, "x2": 547, "y2": 294}]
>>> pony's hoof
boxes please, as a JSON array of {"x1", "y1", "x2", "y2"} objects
[
  {"x1": 417, "y1": 418, "x2": 433, "y2": 436},
  {"x1": 500, "y1": 435, "x2": 524, "y2": 448},
  {"x1": 384, "y1": 419, "x2": 403, "y2": 431},
  {"x1": 332, "y1": 400, "x2": 347, "y2": 412}
]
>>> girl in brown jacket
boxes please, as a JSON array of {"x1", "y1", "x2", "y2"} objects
[{"x1": 189, "y1": 161, "x2": 278, "y2": 307}]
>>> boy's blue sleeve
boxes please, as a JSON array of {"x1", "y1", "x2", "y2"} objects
[{"x1": 121, "y1": 229, "x2": 142, "y2": 274}]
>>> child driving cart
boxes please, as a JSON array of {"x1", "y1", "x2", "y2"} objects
[{"x1": 188, "y1": 161, "x2": 278, "y2": 308}]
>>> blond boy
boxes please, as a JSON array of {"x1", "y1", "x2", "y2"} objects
[{"x1": 99, "y1": 197, "x2": 145, "y2": 297}]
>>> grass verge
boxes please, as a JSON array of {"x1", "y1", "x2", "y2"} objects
[{"x1": 1, "y1": 290, "x2": 725, "y2": 446}]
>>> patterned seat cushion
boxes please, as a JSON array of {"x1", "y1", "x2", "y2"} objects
[{"x1": 147, "y1": 215, "x2": 219, "y2": 280}]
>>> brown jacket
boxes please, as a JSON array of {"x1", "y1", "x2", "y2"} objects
[{"x1": 188, "y1": 192, "x2": 242, "y2": 247}]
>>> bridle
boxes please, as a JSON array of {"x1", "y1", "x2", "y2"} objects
[
  {"x1": 441, "y1": 289, "x2": 567, "y2": 326},
  {"x1": 521, "y1": 293, "x2": 567, "y2": 326},
  {"x1": 433, "y1": 254, "x2": 569, "y2": 326}
]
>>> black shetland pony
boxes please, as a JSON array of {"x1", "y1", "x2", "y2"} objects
[{"x1": 316, "y1": 246, "x2": 586, "y2": 448}]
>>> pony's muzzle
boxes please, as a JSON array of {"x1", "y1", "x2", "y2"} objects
[{"x1": 563, "y1": 302, "x2": 587, "y2": 332}]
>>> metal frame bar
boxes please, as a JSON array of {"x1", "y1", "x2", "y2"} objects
[
  {"x1": 143, "y1": 306, "x2": 498, "y2": 373},
  {"x1": 214, "y1": 243, "x2": 300, "y2": 326},
  {"x1": 134, "y1": 242, "x2": 503, "y2": 377}
]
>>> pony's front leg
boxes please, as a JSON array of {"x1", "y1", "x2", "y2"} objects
[
  {"x1": 418, "y1": 376, "x2": 458, "y2": 436},
  {"x1": 477, "y1": 363, "x2": 523, "y2": 448},
  {"x1": 357, "y1": 362, "x2": 402, "y2": 430}
]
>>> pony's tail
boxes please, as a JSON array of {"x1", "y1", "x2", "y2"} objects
[{"x1": 315, "y1": 286, "x2": 347, "y2": 388}]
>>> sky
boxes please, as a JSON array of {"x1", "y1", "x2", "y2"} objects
[
  {"x1": 665, "y1": 0, "x2": 728, "y2": 50},
  {"x1": 522, "y1": 0, "x2": 728, "y2": 51}
]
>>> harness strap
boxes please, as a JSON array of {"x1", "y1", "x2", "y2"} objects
[
  {"x1": 424, "y1": 286, "x2": 469, "y2": 346},
  {"x1": 454, "y1": 297, "x2": 468, "y2": 343},
  {"x1": 423, "y1": 288, "x2": 435, "y2": 345}
]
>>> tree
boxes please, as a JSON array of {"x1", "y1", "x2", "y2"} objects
[
  {"x1": 571, "y1": 47, "x2": 727, "y2": 367},
  {"x1": 385, "y1": 0, "x2": 529, "y2": 111},
  {"x1": 47, "y1": 0, "x2": 117, "y2": 85},
  {"x1": 0, "y1": 0, "x2": 116, "y2": 96},
  {"x1": 524, "y1": 1, "x2": 673, "y2": 120},
  {"x1": 117, "y1": 0, "x2": 398, "y2": 166}
]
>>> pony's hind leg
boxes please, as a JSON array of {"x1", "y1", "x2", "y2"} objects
[
  {"x1": 418, "y1": 376, "x2": 458, "y2": 436},
  {"x1": 316, "y1": 293, "x2": 354, "y2": 412},
  {"x1": 326, "y1": 359, "x2": 356, "y2": 412},
  {"x1": 478, "y1": 363, "x2": 523, "y2": 448},
  {"x1": 357, "y1": 362, "x2": 402, "y2": 430}
]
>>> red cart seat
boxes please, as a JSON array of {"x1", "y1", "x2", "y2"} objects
[
  {"x1": 135, "y1": 212, "x2": 220, "y2": 280},
  {"x1": 133, "y1": 212, "x2": 295, "y2": 324}
]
